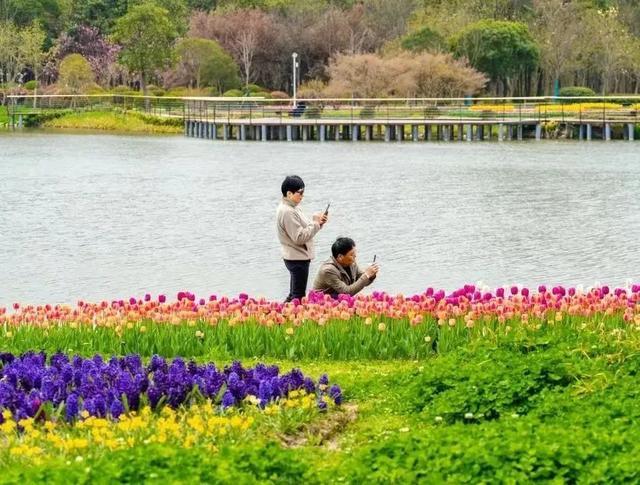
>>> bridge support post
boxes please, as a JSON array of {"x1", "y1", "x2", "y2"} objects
[{"x1": 396, "y1": 125, "x2": 403, "y2": 142}]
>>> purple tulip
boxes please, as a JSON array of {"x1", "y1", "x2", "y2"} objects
[{"x1": 158, "y1": 295, "x2": 166, "y2": 303}]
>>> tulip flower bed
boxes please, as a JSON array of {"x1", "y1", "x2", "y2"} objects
[
  {"x1": 1, "y1": 284, "x2": 640, "y2": 483},
  {"x1": 2, "y1": 285, "x2": 640, "y2": 359}
]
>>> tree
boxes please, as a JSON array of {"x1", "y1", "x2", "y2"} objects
[
  {"x1": 187, "y1": 0, "x2": 218, "y2": 10},
  {"x1": 200, "y1": 42, "x2": 239, "y2": 92},
  {"x1": 363, "y1": 0, "x2": 418, "y2": 46},
  {"x1": 20, "y1": 21, "x2": 46, "y2": 106},
  {"x1": 129, "y1": 0, "x2": 188, "y2": 35},
  {"x1": 531, "y1": 0, "x2": 581, "y2": 95},
  {"x1": 0, "y1": 0, "x2": 65, "y2": 40},
  {"x1": 400, "y1": 26, "x2": 444, "y2": 52},
  {"x1": 112, "y1": 2, "x2": 178, "y2": 95},
  {"x1": 69, "y1": 0, "x2": 129, "y2": 34},
  {"x1": 325, "y1": 51, "x2": 486, "y2": 98},
  {"x1": 58, "y1": 53, "x2": 95, "y2": 93},
  {"x1": 581, "y1": 7, "x2": 634, "y2": 94},
  {"x1": 46, "y1": 25, "x2": 120, "y2": 86},
  {"x1": 451, "y1": 20, "x2": 539, "y2": 95},
  {"x1": 410, "y1": 52, "x2": 487, "y2": 97},
  {"x1": 0, "y1": 20, "x2": 21, "y2": 85},
  {"x1": 189, "y1": 9, "x2": 280, "y2": 88},
  {"x1": 175, "y1": 37, "x2": 239, "y2": 91}
]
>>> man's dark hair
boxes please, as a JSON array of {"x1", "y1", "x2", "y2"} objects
[
  {"x1": 332, "y1": 237, "x2": 356, "y2": 258},
  {"x1": 281, "y1": 175, "x2": 305, "y2": 196}
]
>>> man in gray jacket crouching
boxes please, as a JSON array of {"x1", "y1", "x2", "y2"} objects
[{"x1": 313, "y1": 237, "x2": 379, "y2": 298}]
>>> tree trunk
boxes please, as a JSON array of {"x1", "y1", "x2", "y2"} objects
[
  {"x1": 32, "y1": 69, "x2": 38, "y2": 109},
  {"x1": 141, "y1": 73, "x2": 150, "y2": 111}
]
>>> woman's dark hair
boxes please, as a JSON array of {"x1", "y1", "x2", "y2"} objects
[
  {"x1": 281, "y1": 175, "x2": 305, "y2": 196},
  {"x1": 332, "y1": 237, "x2": 356, "y2": 258}
]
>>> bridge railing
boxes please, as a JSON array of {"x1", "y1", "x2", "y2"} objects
[{"x1": 5, "y1": 95, "x2": 640, "y2": 124}]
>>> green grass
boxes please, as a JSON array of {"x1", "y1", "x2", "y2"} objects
[
  {"x1": 41, "y1": 111, "x2": 182, "y2": 134},
  {"x1": 1, "y1": 317, "x2": 639, "y2": 482},
  {"x1": 1, "y1": 312, "x2": 635, "y2": 360}
]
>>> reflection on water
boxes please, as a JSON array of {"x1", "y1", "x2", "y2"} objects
[{"x1": 1, "y1": 132, "x2": 639, "y2": 305}]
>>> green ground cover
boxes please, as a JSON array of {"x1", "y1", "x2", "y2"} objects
[
  {"x1": 40, "y1": 111, "x2": 182, "y2": 134},
  {"x1": 1, "y1": 316, "x2": 639, "y2": 483}
]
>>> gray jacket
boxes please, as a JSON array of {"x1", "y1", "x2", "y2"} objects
[{"x1": 313, "y1": 256, "x2": 374, "y2": 297}]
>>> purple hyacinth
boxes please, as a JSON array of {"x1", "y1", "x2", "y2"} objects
[
  {"x1": 0, "y1": 352, "x2": 341, "y2": 421},
  {"x1": 221, "y1": 390, "x2": 235, "y2": 408},
  {"x1": 65, "y1": 393, "x2": 80, "y2": 421},
  {"x1": 329, "y1": 385, "x2": 343, "y2": 405},
  {"x1": 110, "y1": 399, "x2": 125, "y2": 419}
]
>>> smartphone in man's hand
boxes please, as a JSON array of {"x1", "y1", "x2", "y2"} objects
[{"x1": 324, "y1": 202, "x2": 330, "y2": 216}]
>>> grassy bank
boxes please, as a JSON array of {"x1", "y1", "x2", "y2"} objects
[
  {"x1": 41, "y1": 111, "x2": 182, "y2": 134},
  {"x1": 1, "y1": 314, "x2": 639, "y2": 483}
]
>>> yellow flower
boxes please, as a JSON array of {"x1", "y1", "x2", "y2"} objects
[
  {"x1": 378, "y1": 322, "x2": 386, "y2": 332},
  {"x1": 285, "y1": 327, "x2": 294, "y2": 335}
]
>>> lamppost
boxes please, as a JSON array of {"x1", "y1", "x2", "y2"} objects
[{"x1": 292, "y1": 52, "x2": 298, "y2": 108}]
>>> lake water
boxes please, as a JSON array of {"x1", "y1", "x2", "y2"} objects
[{"x1": 1, "y1": 131, "x2": 639, "y2": 305}]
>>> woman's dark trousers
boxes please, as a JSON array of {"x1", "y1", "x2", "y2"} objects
[{"x1": 284, "y1": 259, "x2": 310, "y2": 302}]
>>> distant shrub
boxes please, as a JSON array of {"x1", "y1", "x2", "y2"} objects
[
  {"x1": 298, "y1": 80, "x2": 326, "y2": 99},
  {"x1": 223, "y1": 89, "x2": 244, "y2": 97},
  {"x1": 24, "y1": 80, "x2": 38, "y2": 91},
  {"x1": 245, "y1": 83, "x2": 267, "y2": 94},
  {"x1": 112, "y1": 85, "x2": 139, "y2": 96},
  {"x1": 559, "y1": 86, "x2": 595, "y2": 98},
  {"x1": 270, "y1": 91, "x2": 290, "y2": 100}
]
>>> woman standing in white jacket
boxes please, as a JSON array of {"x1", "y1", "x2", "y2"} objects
[{"x1": 276, "y1": 175, "x2": 328, "y2": 302}]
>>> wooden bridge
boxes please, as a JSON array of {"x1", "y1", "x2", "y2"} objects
[{"x1": 5, "y1": 94, "x2": 640, "y2": 141}]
